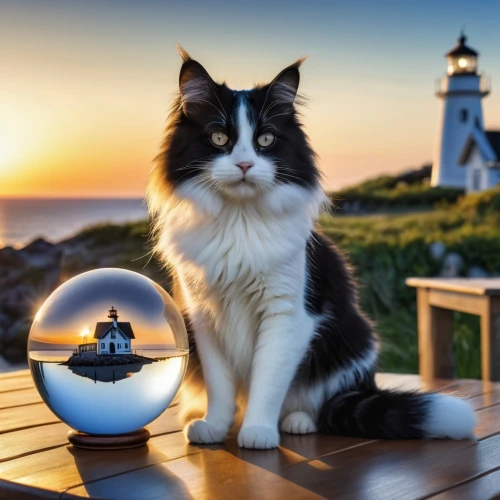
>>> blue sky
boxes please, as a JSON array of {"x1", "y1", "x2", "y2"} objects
[{"x1": 1, "y1": 0, "x2": 499, "y2": 195}]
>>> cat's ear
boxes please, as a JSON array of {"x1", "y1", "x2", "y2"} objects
[
  {"x1": 178, "y1": 49, "x2": 218, "y2": 118},
  {"x1": 268, "y1": 57, "x2": 305, "y2": 105}
]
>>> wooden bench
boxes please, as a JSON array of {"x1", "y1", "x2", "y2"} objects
[
  {"x1": 2, "y1": 369, "x2": 500, "y2": 499},
  {"x1": 407, "y1": 278, "x2": 500, "y2": 382}
]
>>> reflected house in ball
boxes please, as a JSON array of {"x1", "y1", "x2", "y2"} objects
[{"x1": 78, "y1": 307, "x2": 135, "y2": 356}]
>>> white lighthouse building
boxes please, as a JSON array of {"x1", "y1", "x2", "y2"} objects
[{"x1": 431, "y1": 32, "x2": 491, "y2": 188}]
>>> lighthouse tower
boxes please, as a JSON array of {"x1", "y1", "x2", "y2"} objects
[{"x1": 431, "y1": 32, "x2": 490, "y2": 187}]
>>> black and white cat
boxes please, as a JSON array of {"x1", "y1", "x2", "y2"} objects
[{"x1": 147, "y1": 49, "x2": 476, "y2": 449}]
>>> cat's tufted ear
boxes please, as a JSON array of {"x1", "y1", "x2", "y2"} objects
[
  {"x1": 178, "y1": 50, "x2": 218, "y2": 118},
  {"x1": 268, "y1": 57, "x2": 305, "y2": 105}
]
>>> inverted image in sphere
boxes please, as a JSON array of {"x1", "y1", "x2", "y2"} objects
[{"x1": 28, "y1": 268, "x2": 188, "y2": 435}]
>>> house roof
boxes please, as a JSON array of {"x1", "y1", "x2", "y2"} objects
[
  {"x1": 446, "y1": 33, "x2": 478, "y2": 58},
  {"x1": 459, "y1": 128, "x2": 500, "y2": 166},
  {"x1": 93, "y1": 322, "x2": 136, "y2": 340}
]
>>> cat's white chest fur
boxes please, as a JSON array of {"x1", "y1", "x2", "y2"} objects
[{"x1": 157, "y1": 190, "x2": 314, "y2": 379}]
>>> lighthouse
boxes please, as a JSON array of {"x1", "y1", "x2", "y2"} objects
[{"x1": 431, "y1": 32, "x2": 490, "y2": 187}]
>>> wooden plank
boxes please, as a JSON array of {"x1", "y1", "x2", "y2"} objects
[
  {"x1": 62, "y1": 447, "x2": 327, "y2": 500},
  {"x1": 0, "y1": 424, "x2": 69, "y2": 463},
  {"x1": 277, "y1": 433, "x2": 500, "y2": 499},
  {"x1": 473, "y1": 404, "x2": 500, "y2": 440},
  {"x1": 0, "y1": 369, "x2": 30, "y2": 379},
  {"x1": 0, "y1": 388, "x2": 42, "y2": 410},
  {"x1": 0, "y1": 376, "x2": 34, "y2": 394},
  {"x1": 437, "y1": 378, "x2": 500, "y2": 401},
  {"x1": 0, "y1": 404, "x2": 59, "y2": 434},
  {"x1": 0, "y1": 431, "x2": 204, "y2": 493},
  {"x1": 466, "y1": 391, "x2": 500, "y2": 410},
  {"x1": 430, "y1": 469, "x2": 500, "y2": 499},
  {"x1": 375, "y1": 373, "x2": 471, "y2": 395},
  {"x1": 0, "y1": 405, "x2": 181, "y2": 463},
  {"x1": 428, "y1": 289, "x2": 488, "y2": 316},
  {"x1": 406, "y1": 277, "x2": 500, "y2": 296}
]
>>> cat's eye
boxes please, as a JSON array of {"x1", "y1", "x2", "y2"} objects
[
  {"x1": 211, "y1": 131, "x2": 229, "y2": 147},
  {"x1": 257, "y1": 132, "x2": 275, "y2": 148}
]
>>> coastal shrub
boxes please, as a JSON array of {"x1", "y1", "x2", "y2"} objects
[
  {"x1": 329, "y1": 166, "x2": 465, "y2": 212},
  {"x1": 330, "y1": 184, "x2": 464, "y2": 211}
]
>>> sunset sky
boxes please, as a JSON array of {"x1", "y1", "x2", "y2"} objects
[{"x1": 2, "y1": 0, "x2": 500, "y2": 197}]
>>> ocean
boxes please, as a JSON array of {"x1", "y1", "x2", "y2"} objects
[{"x1": 0, "y1": 198, "x2": 148, "y2": 248}]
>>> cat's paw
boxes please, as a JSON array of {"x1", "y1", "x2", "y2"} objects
[
  {"x1": 185, "y1": 419, "x2": 229, "y2": 444},
  {"x1": 238, "y1": 425, "x2": 280, "y2": 449},
  {"x1": 281, "y1": 411, "x2": 317, "y2": 434}
]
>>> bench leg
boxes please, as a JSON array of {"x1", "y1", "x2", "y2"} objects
[
  {"x1": 417, "y1": 288, "x2": 455, "y2": 381},
  {"x1": 480, "y1": 297, "x2": 500, "y2": 382}
]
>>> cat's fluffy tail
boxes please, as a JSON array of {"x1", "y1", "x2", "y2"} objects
[{"x1": 318, "y1": 389, "x2": 476, "y2": 439}]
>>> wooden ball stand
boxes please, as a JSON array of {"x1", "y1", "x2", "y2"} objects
[{"x1": 67, "y1": 428, "x2": 150, "y2": 450}]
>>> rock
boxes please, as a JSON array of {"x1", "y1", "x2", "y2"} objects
[
  {"x1": 0, "y1": 318, "x2": 32, "y2": 363},
  {"x1": 0, "y1": 313, "x2": 11, "y2": 330},
  {"x1": 0, "y1": 246, "x2": 24, "y2": 267},
  {"x1": 22, "y1": 238, "x2": 55, "y2": 254},
  {"x1": 20, "y1": 238, "x2": 63, "y2": 269},
  {"x1": 440, "y1": 253, "x2": 463, "y2": 277},
  {"x1": 468, "y1": 266, "x2": 489, "y2": 278},
  {"x1": 0, "y1": 237, "x2": 64, "y2": 363},
  {"x1": 429, "y1": 242, "x2": 446, "y2": 261}
]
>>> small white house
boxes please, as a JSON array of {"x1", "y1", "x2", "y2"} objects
[
  {"x1": 91, "y1": 307, "x2": 135, "y2": 355},
  {"x1": 458, "y1": 128, "x2": 500, "y2": 193}
]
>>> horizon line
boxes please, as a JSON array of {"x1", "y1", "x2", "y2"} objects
[{"x1": 0, "y1": 195, "x2": 147, "y2": 200}]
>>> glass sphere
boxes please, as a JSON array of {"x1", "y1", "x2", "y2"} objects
[{"x1": 28, "y1": 268, "x2": 188, "y2": 435}]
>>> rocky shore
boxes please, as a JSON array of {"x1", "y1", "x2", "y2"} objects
[
  {"x1": 0, "y1": 221, "x2": 168, "y2": 364},
  {"x1": 62, "y1": 353, "x2": 157, "y2": 367}
]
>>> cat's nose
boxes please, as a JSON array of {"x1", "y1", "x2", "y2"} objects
[{"x1": 236, "y1": 161, "x2": 254, "y2": 175}]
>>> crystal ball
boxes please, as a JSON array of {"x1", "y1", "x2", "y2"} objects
[{"x1": 28, "y1": 268, "x2": 188, "y2": 435}]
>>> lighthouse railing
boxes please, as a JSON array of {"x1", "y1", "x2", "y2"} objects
[
  {"x1": 480, "y1": 75, "x2": 491, "y2": 94},
  {"x1": 435, "y1": 74, "x2": 491, "y2": 96}
]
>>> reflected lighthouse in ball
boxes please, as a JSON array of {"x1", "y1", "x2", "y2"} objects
[{"x1": 79, "y1": 306, "x2": 135, "y2": 356}]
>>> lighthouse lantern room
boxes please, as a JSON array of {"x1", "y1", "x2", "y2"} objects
[{"x1": 446, "y1": 33, "x2": 478, "y2": 75}]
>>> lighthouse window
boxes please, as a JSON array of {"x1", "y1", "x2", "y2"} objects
[
  {"x1": 111, "y1": 330, "x2": 116, "y2": 339},
  {"x1": 473, "y1": 170, "x2": 481, "y2": 191},
  {"x1": 101, "y1": 343, "x2": 105, "y2": 349},
  {"x1": 460, "y1": 109, "x2": 469, "y2": 123},
  {"x1": 125, "y1": 343, "x2": 128, "y2": 349}
]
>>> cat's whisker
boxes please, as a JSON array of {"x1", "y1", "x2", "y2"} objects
[
  {"x1": 263, "y1": 109, "x2": 294, "y2": 122},
  {"x1": 261, "y1": 99, "x2": 290, "y2": 120}
]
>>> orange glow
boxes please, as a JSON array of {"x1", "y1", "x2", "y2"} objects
[
  {"x1": 80, "y1": 327, "x2": 91, "y2": 339},
  {"x1": 29, "y1": 301, "x2": 175, "y2": 348}
]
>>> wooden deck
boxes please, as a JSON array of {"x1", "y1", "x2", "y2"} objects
[{"x1": 1, "y1": 371, "x2": 500, "y2": 499}]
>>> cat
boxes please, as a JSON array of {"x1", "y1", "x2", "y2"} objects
[{"x1": 146, "y1": 48, "x2": 476, "y2": 449}]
